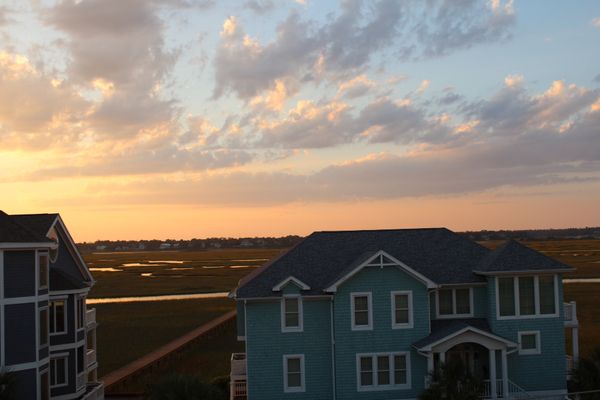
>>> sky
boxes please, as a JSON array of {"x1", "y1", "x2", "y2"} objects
[{"x1": 0, "y1": 0, "x2": 599, "y2": 241}]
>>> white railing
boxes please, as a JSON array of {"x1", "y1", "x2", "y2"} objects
[
  {"x1": 87, "y1": 349, "x2": 96, "y2": 368},
  {"x1": 77, "y1": 373, "x2": 86, "y2": 390},
  {"x1": 481, "y1": 379, "x2": 531, "y2": 399},
  {"x1": 86, "y1": 308, "x2": 96, "y2": 327},
  {"x1": 566, "y1": 355, "x2": 574, "y2": 380},
  {"x1": 564, "y1": 302, "x2": 578, "y2": 326},
  {"x1": 230, "y1": 380, "x2": 247, "y2": 400},
  {"x1": 230, "y1": 353, "x2": 247, "y2": 378}
]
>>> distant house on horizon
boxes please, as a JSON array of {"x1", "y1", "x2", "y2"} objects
[
  {"x1": 0, "y1": 211, "x2": 103, "y2": 400},
  {"x1": 229, "y1": 228, "x2": 579, "y2": 400}
]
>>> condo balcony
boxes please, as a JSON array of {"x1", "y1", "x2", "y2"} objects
[{"x1": 230, "y1": 353, "x2": 247, "y2": 400}]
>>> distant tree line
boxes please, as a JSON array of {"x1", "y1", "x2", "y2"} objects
[{"x1": 77, "y1": 227, "x2": 600, "y2": 253}]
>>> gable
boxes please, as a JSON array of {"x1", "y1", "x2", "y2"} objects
[
  {"x1": 272, "y1": 276, "x2": 311, "y2": 292},
  {"x1": 50, "y1": 217, "x2": 94, "y2": 285},
  {"x1": 324, "y1": 250, "x2": 437, "y2": 293}
]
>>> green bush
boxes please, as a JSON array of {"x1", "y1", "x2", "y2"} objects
[
  {"x1": 419, "y1": 358, "x2": 484, "y2": 400},
  {"x1": 145, "y1": 373, "x2": 227, "y2": 400}
]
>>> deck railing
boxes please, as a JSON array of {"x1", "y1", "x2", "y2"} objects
[
  {"x1": 230, "y1": 353, "x2": 247, "y2": 400},
  {"x1": 86, "y1": 308, "x2": 96, "y2": 327},
  {"x1": 564, "y1": 302, "x2": 578, "y2": 327}
]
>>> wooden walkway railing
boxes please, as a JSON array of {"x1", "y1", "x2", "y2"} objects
[{"x1": 102, "y1": 309, "x2": 236, "y2": 392}]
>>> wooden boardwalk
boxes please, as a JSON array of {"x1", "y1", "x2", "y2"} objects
[{"x1": 102, "y1": 309, "x2": 236, "y2": 392}]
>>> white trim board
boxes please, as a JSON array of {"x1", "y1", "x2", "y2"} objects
[
  {"x1": 273, "y1": 276, "x2": 310, "y2": 292},
  {"x1": 325, "y1": 250, "x2": 437, "y2": 292}
]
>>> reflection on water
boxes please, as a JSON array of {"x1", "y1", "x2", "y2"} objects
[
  {"x1": 148, "y1": 260, "x2": 186, "y2": 264},
  {"x1": 141, "y1": 273, "x2": 154, "y2": 277},
  {"x1": 229, "y1": 265, "x2": 254, "y2": 269},
  {"x1": 170, "y1": 267, "x2": 193, "y2": 271},
  {"x1": 563, "y1": 278, "x2": 600, "y2": 283},
  {"x1": 202, "y1": 266, "x2": 225, "y2": 269},
  {"x1": 122, "y1": 263, "x2": 168, "y2": 267},
  {"x1": 90, "y1": 267, "x2": 123, "y2": 272},
  {"x1": 231, "y1": 259, "x2": 269, "y2": 262},
  {"x1": 87, "y1": 291, "x2": 230, "y2": 304}
]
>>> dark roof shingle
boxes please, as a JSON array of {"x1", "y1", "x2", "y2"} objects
[
  {"x1": 0, "y1": 211, "x2": 49, "y2": 243},
  {"x1": 477, "y1": 239, "x2": 572, "y2": 273}
]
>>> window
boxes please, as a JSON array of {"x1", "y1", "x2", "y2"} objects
[
  {"x1": 50, "y1": 300, "x2": 66, "y2": 334},
  {"x1": 539, "y1": 276, "x2": 556, "y2": 314},
  {"x1": 281, "y1": 296, "x2": 303, "y2": 332},
  {"x1": 77, "y1": 297, "x2": 85, "y2": 329},
  {"x1": 436, "y1": 288, "x2": 472, "y2": 317},
  {"x1": 50, "y1": 356, "x2": 68, "y2": 388},
  {"x1": 40, "y1": 371, "x2": 49, "y2": 400},
  {"x1": 77, "y1": 346, "x2": 84, "y2": 374},
  {"x1": 40, "y1": 308, "x2": 48, "y2": 347},
  {"x1": 391, "y1": 291, "x2": 413, "y2": 328},
  {"x1": 283, "y1": 355, "x2": 305, "y2": 392},
  {"x1": 497, "y1": 276, "x2": 557, "y2": 318},
  {"x1": 38, "y1": 252, "x2": 49, "y2": 289},
  {"x1": 498, "y1": 277, "x2": 515, "y2": 316},
  {"x1": 518, "y1": 331, "x2": 541, "y2": 355},
  {"x1": 357, "y1": 352, "x2": 410, "y2": 391},
  {"x1": 351, "y1": 293, "x2": 372, "y2": 330}
]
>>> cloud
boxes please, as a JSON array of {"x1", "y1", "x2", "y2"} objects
[
  {"x1": 0, "y1": 6, "x2": 13, "y2": 26},
  {"x1": 0, "y1": 52, "x2": 90, "y2": 149},
  {"x1": 592, "y1": 17, "x2": 600, "y2": 27},
  {"x1": 244, "y1": 0, "x2": 275, "y2": 14},
  {"x1": 337, "y1": 75, "x2": 375, "y2": 99},
  {"x1": 213, "y1": 0, "x2": 515, "y2": 100}
]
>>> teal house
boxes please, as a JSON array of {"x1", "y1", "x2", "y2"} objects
[{"x1": 229, "y1": 229, "x2": 579, "y2": 400}]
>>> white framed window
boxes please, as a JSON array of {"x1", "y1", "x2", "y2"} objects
[
  {"x1": 38, "y1": 251, "x2": 49, "y2": 290},
  {"x1": 283, "y1": 354, "x2": 305, "y2": 393},
  {"x1": 496, "y1": 275, "x2": 559, "y2": 319},
  {"x1": 356, "y1": 352, "x2": 411, "y2": 391},
  {"x1": 391, "y1": 291, "x2": 413, "y2": 329},
  {"x1": 281, "y1": 296, "x2": 303, "y2": 332},
  {"x1": 436, "y1": 288, "x2": 473, "y2": 318},
  {"x1": 39, "y1": 307, "x2": 49, "y2": 347},
  {"x1": 76, "y1": 296, "x2": 86, "y2": 330},
  {"x1": 50, "y1": 299, "x2": 67, "y2": 335},
  {"x1": 518, "y1": 331, "x2": 541, "y2": 355},
  {"x1": 50, "y1": 355, "x2": 69, "y2": 388},
  {"x1": 351, "y1": 292, "x2": 372, "y2": 330}
]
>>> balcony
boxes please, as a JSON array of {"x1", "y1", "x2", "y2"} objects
[
  {"x1": 564, "y1": 301, "x2": 578, "y2": 327},
  {"x1": 87, "y1": 349, "x2": 97, "y2": 368},
  {"x1": 86, "y1": 308, "x2": 96, "y2": 328},
  {"x1": 230, "y1": 353, "x2": 247, "y2": 400}
]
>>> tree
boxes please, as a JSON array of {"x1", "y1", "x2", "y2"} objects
[
  {"x1": 419, "y1": 358, "x2": 484, "y2": 400},
  {"x1": 0, "y1": 371, "x2": 15, "y2": 400},
  {"x1": 145, "y1": 374, "x2": 227, "y2": 400},
  {"x1": 571, "y1": 347, "x2": 600, "y2": 399}
]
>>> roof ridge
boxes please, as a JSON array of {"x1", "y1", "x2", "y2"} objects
[{"x1": 315, "y1": 227, "x2": 449, "y2": 234}]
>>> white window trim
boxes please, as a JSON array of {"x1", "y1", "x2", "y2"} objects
[
  {"x1": 50, "y1": 298, "x2": 68, "y2": 336},
  {"x1": 283, "y1": 354, "x2": 305, "y2": 393},
  {"x1": 76, "y1": 295, "x2": 86, "y2": 331},
  {"x1": 356, "y1": 352, "x2": 411, "y2": 392},
  {"x1": 37, "y1": 250, "x2": 49, "y2": 290},
  {"x1": 390, "y1": 291, "x2": 413, "y2": 329},
  {"x1": 518, "y1": 331, "x2": 541, "y2": 355},
  {"x1": 435, "y1": 288, "x2": 474, "y2": 319},
  {"x1": 351, "y1": 292, "x2": 373, "y2": 331},
  {"x1": 495, "y1": 275, "x2": 559, "y2": 320},
  {"x1": 281, "y1": 295, "x2": 303, "y2": 333},
  {"x1": 50, "y1": 354, "x2": 69, "y2": 388}
]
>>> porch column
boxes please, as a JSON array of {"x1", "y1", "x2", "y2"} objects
[
  {"x1": 426, "y1": 353, "x2": 434, "y2": 388},
  {"x1": 439, "y1": 351, "x2": 446, "y2": 364},
  {"x1": 573, "y1": 327, "x2": 580, "y2": 364},
  {"x1": 501, "y1": 349, "x2": 509, "y2": 399},
  {"x1": 489, "y1": 349, "x2": 497, "y2": 400}
]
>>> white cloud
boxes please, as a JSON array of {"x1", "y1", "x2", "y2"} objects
[{"x1": 592, "y1": 17, "x2": 600, "y2": 27}]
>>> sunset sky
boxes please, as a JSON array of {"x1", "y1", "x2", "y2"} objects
[{"x1": 1, "y1": 0, "x2": 599, "y2": 241}]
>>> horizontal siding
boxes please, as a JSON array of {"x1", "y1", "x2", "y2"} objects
[
  {"x1": 4, "y1": 250, "x2": 36, "y2": 298},
  {"x1": 246, "y1": 297, "x2": 333, "y2": 400},
  {"x1": 488, "y1": 275, "x2": 567, "y2": 391},
  {"x1": 334, "y1": 266, "x2": 430, "y2": 400}
]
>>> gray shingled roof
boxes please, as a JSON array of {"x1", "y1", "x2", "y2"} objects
[
  {"x1": 236, "y1": 228, "x2": 490, "y2": 298},
  {"x1": 12, "y1": 213, "x2": 58, "y2": 237},
  {"x1": 0, "y1": 211, "x2": 50, "y2": 243},
  {"x1": 477, "y1": 239, "x2": 573, "y2": 273},
  {"x1": 412, "y1": 318, "x2": 513, "y2": 349},
  {"x1": 235, "y1": 229, "x2": 572, "y2": 299}
]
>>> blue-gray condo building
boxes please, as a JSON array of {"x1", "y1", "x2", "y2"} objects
[
  {"x1": 230, "y1": 228, "x2": 579, "y2": 400},
  {"x1": 0, "y1": 211, "x2": 103, "y2": 400}
]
